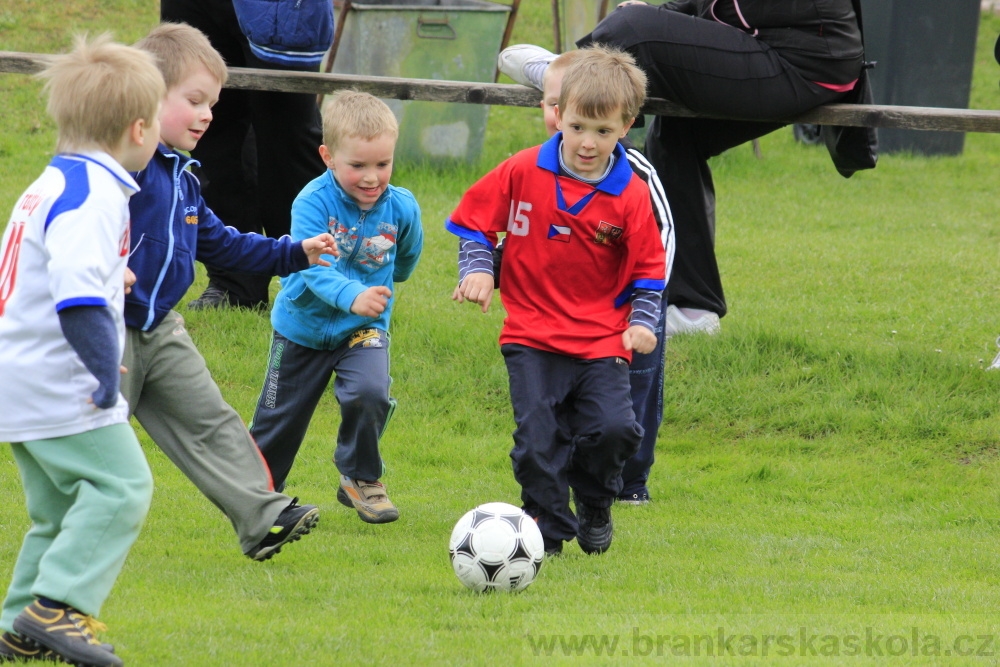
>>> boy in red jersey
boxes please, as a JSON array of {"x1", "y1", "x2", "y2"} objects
[{"x1": 448, "y1": 46, "x2": 666, "y2": 556}]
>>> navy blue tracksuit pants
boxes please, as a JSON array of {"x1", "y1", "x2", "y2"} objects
[
  {"x1": 250, "y1": 330, "x2": 392, "y2": 491},
  {"x1": 502, "y1": 344, "x2": 643, "y2": 544}
]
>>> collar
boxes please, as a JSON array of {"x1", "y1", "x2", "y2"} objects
[
  {"x1": 535, "y1": 132, "x2": 633, "y2": 196},
  {"x1": 59, "y1": 151, "x2": 140, "y2": 194}
]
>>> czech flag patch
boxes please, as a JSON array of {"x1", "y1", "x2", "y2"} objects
[{"x1": 548, "y1": 224, "x2": 571, "y2": 243}]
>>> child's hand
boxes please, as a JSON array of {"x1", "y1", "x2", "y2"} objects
[
  {"x1": 622, "y1": 324, "x2": 656, "y2": 354},
  {"x1": 351, "y1": 285, "x2": 391, "y2": 318},
  {"x1": 452, "y1": 273, "x2": 494, "y2": 313},
  {"x1": 302, "y1": 233, "x2": 339, "y2": 266},
  {"x1": 124, "y1": 267, "x2": 136, "y2": 294}
]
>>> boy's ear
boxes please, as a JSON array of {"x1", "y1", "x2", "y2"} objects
[
  {"x1": 554, "y1": 104, "x2": 562, "y2": 129},
  {"x1": 129, "y1": 118, "x2": 149, "y2": 146},
  {"x1": 318, "y1": 144, "x2": 334, "y2": 169},
  {"x1": 620, "y1": 116, "x2": 636, "y2": 137}
]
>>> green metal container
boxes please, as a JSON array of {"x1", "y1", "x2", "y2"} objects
[
  {"x1": 330, "y1": 0, "x2": 512, "y2": 164},
  {"x1": 556, "y1": 0, "x2": 606, "y2": 52}
]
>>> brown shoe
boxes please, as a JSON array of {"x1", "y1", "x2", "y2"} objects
[{"x1": 338, "y1": 475, "x2": 399, "y2": 524}]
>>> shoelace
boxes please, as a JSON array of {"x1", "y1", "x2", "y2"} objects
[{"x1": 67, "y1": 612, "x2": 107, "y2": 646}]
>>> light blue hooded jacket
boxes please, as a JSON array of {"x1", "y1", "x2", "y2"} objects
[{"x1": 271, "y1": 170, "x2": 423, "y2": 350}]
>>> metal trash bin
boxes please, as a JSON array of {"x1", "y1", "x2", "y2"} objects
[
  {"x1": 860, "y1": 0, "x2": 980, "y2": 155},
  {"x1": 328, "y1": 0, "x2": 513, "y2": 164},
  {"x1": 553, "y1": 0, "x2": 609, "y2": 53}
]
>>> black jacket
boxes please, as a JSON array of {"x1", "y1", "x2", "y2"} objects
[{"x1": 665, "y1": 0, "x2": 863, "y2": 82}]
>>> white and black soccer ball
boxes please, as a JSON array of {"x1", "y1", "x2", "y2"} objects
[{"x1": 449, "y1": 502, "x2": 545, "y2": 593}]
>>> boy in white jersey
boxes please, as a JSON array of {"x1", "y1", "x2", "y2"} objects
[{"x1": 0, "y1": 35, "x2": 164, "y2": 667}]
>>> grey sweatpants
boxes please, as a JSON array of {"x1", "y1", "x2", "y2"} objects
[{"x1": 121, "y1": 311, "x2": 291, "y2": 554}]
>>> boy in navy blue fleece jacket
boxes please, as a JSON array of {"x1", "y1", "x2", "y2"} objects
[{"x1": 124, "y1": 23, "x2": 337, "y2": 561}]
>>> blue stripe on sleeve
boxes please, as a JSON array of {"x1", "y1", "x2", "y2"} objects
[
  {"x1": 445, "y1": 219, "x2": 494, "y2": 250},
  {"x1": 56, "y1": 296, "x2": 109, "y2": 312}
]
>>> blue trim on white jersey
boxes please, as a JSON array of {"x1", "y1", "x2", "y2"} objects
[
  {"x1": 45, "y1": 157, "x2": 90, "y2": 231},
  {"x1": 56, "y1": 296, "x2": 109, "y2": 311},
  {"x1": 66, "y1": 153, "x2": 137, "y2": 191},
  {"x1": 445, "y1": 219, "x2": 494, "y2": 250}
]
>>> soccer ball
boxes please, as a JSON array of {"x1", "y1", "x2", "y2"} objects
[{"x1": 449, "y1": 502, "x2": 545, "y2": 593}]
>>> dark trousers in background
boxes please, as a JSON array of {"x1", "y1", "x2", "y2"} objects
[
  {"x1": 622, "y1": 295, "x2": 667, "y2": 497},
  {"x1": 161, "y1": 0, "x2": 326, "y2": 307},
  {"x1": 502, "y1": 344, "x2": 642, "y2": 544},
  {"x1": 582, "y1": 4, "x2": 847, "y2": 317}
]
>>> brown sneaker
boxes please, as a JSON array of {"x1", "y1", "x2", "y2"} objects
[{"x1": 338, "y1": 475, "x2": 399, "y2": 524}]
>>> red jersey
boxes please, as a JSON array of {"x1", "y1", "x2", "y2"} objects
[{"x1": 447, "y1": 135, "x2": 666, "y2": 361}]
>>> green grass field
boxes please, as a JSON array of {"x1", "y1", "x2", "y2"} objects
[{"x1": 4, "y1": 3, "x2": 1000, "y2": 665}]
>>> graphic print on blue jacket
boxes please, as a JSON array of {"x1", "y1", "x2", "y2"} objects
[
  {"x1": 329, "y1": 217, "x2": 397, "y2": 273},
  {"x1": 271, "y1": 169, "x2": 423, "y2": 352}
]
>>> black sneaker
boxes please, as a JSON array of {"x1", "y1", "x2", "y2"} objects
[
  {"x1": 1, "y1": 629, "x2": 56, "y2": 661},
  {"x1": 12, "y1": 602, "x2": 121, "y2": 667},
  {"x1": 574, "y1": 493, "x2": 614, "y2": 555},
  {"x1": 187, "y1": 284, "x2": 230, "y2": 310},
  {"x1": 616, "y1": 491, "x2": 650, "y2": 506},
  {"x1": 1, "y1": 630, "x2": 113, "y2": 662},
  {"x1": 247, "y1": 498, "x2": 319, "y2": 561},
  {"x1": 543, "y1": 537, "x2": 563, "y2": 557}
]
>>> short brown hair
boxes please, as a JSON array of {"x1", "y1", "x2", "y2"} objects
[
  {"x1": 557, "y1": 44, "x2": 647, "y2": 124},
  {"x1": 321, "y1": 90, "x2": 399, "y2": 150},
  {"x1": 39, "y1": 33, "x2": 164, "y2": 153},
  {"x1": 135, "y1": 22, "x2": 228, "y2": 89}
]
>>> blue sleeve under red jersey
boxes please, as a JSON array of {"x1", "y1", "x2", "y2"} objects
[{"x1": 446, "y1": 136, "x2": 666, "y2": 362}]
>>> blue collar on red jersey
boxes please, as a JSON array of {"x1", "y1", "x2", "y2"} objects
[{"x1": 536, "y1": 132, "x2": 633, "y2": 196}]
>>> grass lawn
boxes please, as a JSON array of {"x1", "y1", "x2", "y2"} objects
[{"x1": 4, "y1": 3, "x2": 1000, "y2": 665}]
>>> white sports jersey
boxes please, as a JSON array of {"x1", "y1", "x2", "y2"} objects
[{"x1": 0, "y1": 152, "x2": 136, "y2": 442}]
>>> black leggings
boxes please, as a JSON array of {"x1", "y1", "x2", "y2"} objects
[{"x1": 581, "y1": 4, "x2": 849, "y2": 315}]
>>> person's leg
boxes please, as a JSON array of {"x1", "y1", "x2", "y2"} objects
[
  {"x1": 249, "y1": 332, "x2": 334, "y2": 491},
  {"x1": 130, "y1": 312, "x2": 294, "y2": 554},
  {"x1": 566, "y1": 358, "x2": 643, "y2": 505},
  {"x1": 13, "y1": 425, "x2": 151, "y2": 620},
  {"x1": 246, "y1": 62, "x2": 325, "y2": 244},
  {"x1": 162, "y1": 0, "x2": 269, "y2": 308},
  {"x1": 502, "y1": 345, "x2": 577, "y2": 547},
  {"x1": 581, "y1": 4, "x2": 843, "y2": 315},
  {"x1": 331, "y1": 330, "x2": 392, "y2": 482},
  {"x1": 1, "y1": 446, "x2": 68, "y2": 633},
  {"x1": 621, "y1": 299, "x2": 667, "y2": 501}
]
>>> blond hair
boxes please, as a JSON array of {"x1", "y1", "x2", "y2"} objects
[
  {"x1": 135, "y1": 22, "x2": 228, "y2": 89},
  {"x1": 557, "y1": 44, "x2": 647, "y2": 124},
  {"x1": 38, "y1": 33, "x2": 164, "y2": 154},
  {"x1": 321, "y1": 90, "x2": 399, "y2": 150},
  {"x1": 542, "y1": 48, "x2": 586, "y2": 92}
]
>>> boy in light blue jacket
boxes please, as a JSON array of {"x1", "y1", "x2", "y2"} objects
[{"x1": 250, "y1": 90, "x2": 423, "y2": 524}]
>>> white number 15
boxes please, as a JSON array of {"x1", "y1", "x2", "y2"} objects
[{"x1": 507, "y1": 200, "x2": 532, "y2": 236}]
